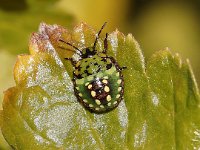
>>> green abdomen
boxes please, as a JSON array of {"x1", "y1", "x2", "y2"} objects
[{"x1": 74, "y1": 66, "x2": 124, "y2": 113}]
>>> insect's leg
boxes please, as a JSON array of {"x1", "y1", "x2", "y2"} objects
[
  {"x1": 59, "y1": 39, "x2": 82, "y2": 54},
  {"x1": 103, "y1": 33, "x2": 108, "y2": 53},
  {"x1": 65, "y1": 58, "x2": 76, "y2": 66},
  {"x1": 120, "y1": 66, "x2": 127, "y2": 71},
  {"x1": 105, "y1": 56, "x2": 127, "y2": 71}
]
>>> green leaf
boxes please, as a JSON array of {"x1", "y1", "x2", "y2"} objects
[
  {"x1": 1, "y1": 22, "x2": 200, "y2": 149},
  {"x1": 146, "y1": 50, "x2": 200, "y2": 149}
]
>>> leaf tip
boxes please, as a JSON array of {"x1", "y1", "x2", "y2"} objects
[
  {"x1": 38, "y1": 22, "x2": 49, "y2": 33},
  {"x1": 74, "y1": 21, "x2": 93, "y2": 32},
  {"x1": 127, "y1": 33, "x2": 133, "y2": 40}
]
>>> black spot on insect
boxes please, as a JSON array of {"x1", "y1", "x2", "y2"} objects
[
  {"x1": 86, "y1": 65, "x2": 90, "y2": 69},
  {"x1": 106, "y1": 64, "x2": 112, "y2": 69},
  {"x1": 75, "y1": 74, "x2": 83, "y2": 79},
  {"x1": 84, "y1": 70, "x2": 92, "y2": 76}
]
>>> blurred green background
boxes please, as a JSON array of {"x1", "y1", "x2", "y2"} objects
[{"x1": 0, "y1": 0, "x2": 199, "y2": 149}]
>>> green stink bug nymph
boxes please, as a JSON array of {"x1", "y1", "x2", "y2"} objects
[{"x1": 59, "y1": 22, "x2": 126, "y2": 113}]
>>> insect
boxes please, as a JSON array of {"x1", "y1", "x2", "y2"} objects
[{"x1": 59, "y1": 22, "x2": 126, "y2": 113}]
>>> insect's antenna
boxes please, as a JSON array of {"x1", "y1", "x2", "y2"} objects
[
  {"x1": 59, "y1": 39, "x2": 82, "y2": 54},
  {"x1": 93, "y1": 22, "x2": 107, "y2": 50}
]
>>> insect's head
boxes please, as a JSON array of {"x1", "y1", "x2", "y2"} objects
[
  {"x1": 59, "y1": 22, "x2": 107, "y2": 59},
  {"x1": 81, "y1": 47, "x2": 96, "y2": 58}
]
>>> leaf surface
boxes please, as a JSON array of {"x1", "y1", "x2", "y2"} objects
[{"x1": 1, "y1": 23, "x2": 200, "y2": 149}]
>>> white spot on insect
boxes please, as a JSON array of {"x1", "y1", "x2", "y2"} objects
[
  {"x1": 118, "y1": 87, "x2": 122, "y2": 92},
  {"x1": 89, "y1": 104, "x2": 93, "y2": 107},
  {"x1": 102, "y1": 79, "x2": 108, "y2": 84},
  {"x1": 106, "y1": 95, "x2": 111, "y2": 101},
  {"x1": 88, "y1": 84, "x2": 92, "y2": 89},
  {"x1": 116, "y1": 94, "x2": 120, "y2": 98},
  {"x1": 75, "y1": 87, "x2": 79, "y2": 90},
  {"x1": 91, "y1": 91, "x2": 96, "y2": 97},
  {"x1": 113, "y1": 101, "x2": 118, "y2": 105},
  {"x1": 117, "y1": 79, "x2": 122, "y2": 84},
  {"x1": 95, "y1": 99, "x2": 101, "y2": 105},
  {"x1": 107, "y1": 102, "x2": 111, "y2": 106},
  {"x1": 104, "y1": 86, "x2": 110, "y2": 92},
  {"x1": 100, "y1": 105, "x2": 104, "y2": 108},
  {"x1": 78, "y1": 93, "x2": 83, "y2": 97},
  {"x1": 83, "y1": 99, "x2": 88, "y2": 103},
  {"x1": 95, "y1": 108, "x2": 100, "y2": 111}
]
